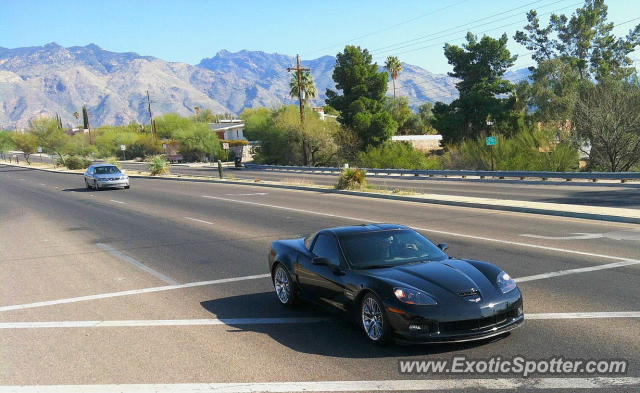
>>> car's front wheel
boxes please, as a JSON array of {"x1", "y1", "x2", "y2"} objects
[
  {"x1": 361, "y1": 293, "x2": 392, "y2": 344},
  {"x1": 273, "y1": 264, "x2": 297, "y2": 307}
]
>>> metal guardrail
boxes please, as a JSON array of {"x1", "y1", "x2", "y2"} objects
[{"x1": 245, "y1": 164, "x2": 640, "y2": 183}]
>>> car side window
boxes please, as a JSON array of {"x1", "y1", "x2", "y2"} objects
[{"x1": 312, "y1": 234, "x2": 342, "y2": 266}]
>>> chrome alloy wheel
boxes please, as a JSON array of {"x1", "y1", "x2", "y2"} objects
[
  {"x1": 362, "y1": 296, "x2": 384, "y2": 341},
  {"x1": 274, "y1": 266, "x2": 291, "y2": 304}
]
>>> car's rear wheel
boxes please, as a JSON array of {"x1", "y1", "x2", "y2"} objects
[
  {"x1": 124, "y1": 185, "x2": 130, "y2": 189},
  {"x1": 361, "y1": 293, "x2": 392, "y2": 344},
  {"x1": 273, "y1": 264, "x2": 297, "y2": 307}
]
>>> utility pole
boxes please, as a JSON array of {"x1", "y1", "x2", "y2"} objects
[
  {"x1": 146, "y1": 90, "x2": 157, "y2": 142},
  {"x1": 287, "y1": 55, "x2": 311, "y2": 166}
]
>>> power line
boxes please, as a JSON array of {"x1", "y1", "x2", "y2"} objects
[
  {"x1": 371, "y1": 0, "x2": 581, "y2": 60},
  {"x1": 369, "y1": 0, "x2": 562, "y2": 56},
  {"x1": 304, "y1": 0, "x2": 473, "y2": 57}
]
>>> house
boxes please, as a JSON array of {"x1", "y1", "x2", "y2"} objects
[{"x1": 209, "y1": 119, "x2": 246, "y2": 140}]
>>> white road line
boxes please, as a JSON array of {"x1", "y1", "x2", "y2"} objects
[
  {"x1": 109, "y1": 199, "x2": 126, "y2": 204},
  {"x1": 527, "y1": 311, "x2": 640, "y2": 319},
  {"x1": 225, "y1": 192, "x2": 268, "y2": 196},
  {"x1": 39, "y1": 183, "x2": 46, "y2": 186},
  {"x1": 96, "y1": 243, "x2": 179, "y2": 285},
  {"x1": 201, "y1": 195, "x2": 636, "y2": 262},
  {"x1": 515, "y1": 260, "x2": 640, "y2": 283},
  {"x1": 0, "y1": 274, "x2": 270, "y2": 312},
  {"x1": 1, "y1": 312, "x2": 638, "y2": 330},
  {"x1": 0, "y1": 377, "x2": 637, "y2": 392},
  {"x1": 0, "y1": 317, "x2": 327, "y2": 329},
  {"x1": 184, "y1": 216, "x2": 214, "y2": 225}
]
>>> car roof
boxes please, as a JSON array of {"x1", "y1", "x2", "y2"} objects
[
  {"x1": 323, "y1": 223, "x2": 410, "y2": 236},
  {"x1": 90, "y1": 164, "x2": 117, "y2": 168}
]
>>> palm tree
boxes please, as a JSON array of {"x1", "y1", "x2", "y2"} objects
[
  {"x1": 385, "y1": 56, "x2": 403, "y2": 99},
  {"x1": 289, "y1": 71, "x2": 317, "y2": 102}
]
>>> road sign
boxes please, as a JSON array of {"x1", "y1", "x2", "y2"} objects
[
  {"x1": 222, "y1": 143, "x2": 230, "y2": 150},
  {"x1": 120, "y1": 144, "x2": 126, "y2": 151},
  {"x1": 37, "y1": 146, "x2": 42, "y2": 153},
  {"x1": 486, "y1": 136, "x2": 497, "y2": 146}
]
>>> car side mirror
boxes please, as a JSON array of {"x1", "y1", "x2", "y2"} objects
[
  {"x1": 437, "y1": 243, "x2": 449, "y2": 251},
  {"x1": 312, "y1": 257, "x2": 331, "y2": 266}
]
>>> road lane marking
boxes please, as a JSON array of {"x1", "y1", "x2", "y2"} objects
[
  {"x1": 522, "y1": 233, "x2": 604, "y2": 240},
  {"x1": 1, "y1": 312, "x2": 638, "y2": 330},
  {"x1": 0, "y1": 274, "x2": 270, "y2": 312},
  {"x1": 515, "y1": 260, "x2": 640, "y2": 283},
  {"x1": 0, "y1": 377, "x2": 637, "y2": 391},
  {"x1": 0, "y1": 317, "x2": 327, "y2": 329},
  {"x1": 109, "y1": 199, "x2": 126, "y2": 204},
  {"x1": 96, "y1": 243, "x2": 179, "y2": 285},
  {"x1": 225, "y1": 192, "x2": 268, "y2": 196},
  {"x1": 527, "y1": 311, "x2": 640, "y2": 319},
  {"x1": 201, "y1": 195, "x2": 637, "y2": 262},
  {"x1": 184, "y1": 216, "x2": 214, "y2": 225}
]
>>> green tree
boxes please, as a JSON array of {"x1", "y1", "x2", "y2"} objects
[
  {"x1": 178, "y1": 123, "x2": 221, "y2": 162},
  {"x1": 432, "y1": 33, "x2": 518, "y2": 142},
  {"x1": 515, "y1": 0, "x2": 640, "y2": 80},
  {"x1": 10, "y1": 132, "x2": 38, "y2": 164},
  {"x1": 573, "y1": 78, "x2": 640, "y2": 171},
  {"x1": 289, "y1": 71, "x2": 318, "y2": 102},
  {"x1": 326, "y1": 46, "x2": 397, "y2": 148},
  {"x1": 384, "y1": 56, "x2": 403, "y2": 99},
  {"x1": 30, "y1": 118, "x2": 71, "y2": 165},
  {"x1": 0, "y1": 130, "x2": 15, "y2": 155}
]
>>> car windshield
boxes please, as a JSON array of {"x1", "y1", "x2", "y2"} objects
[
  {"x1": 339, "y1": 229, "x2": 447, "y2": 269},
  {"x1": 94, "y1": 166, "x2": 120, "y2": 175}
]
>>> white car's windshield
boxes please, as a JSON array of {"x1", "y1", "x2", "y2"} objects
[{"x1": 94, "y1": 166, "x2": 121, "y2": 175}]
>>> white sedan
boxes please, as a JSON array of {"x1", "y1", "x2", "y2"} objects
[{"x1": 84, "y1": 164, "x2": 130, "y2": 190}]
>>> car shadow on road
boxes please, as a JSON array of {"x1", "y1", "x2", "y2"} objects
[
  {"x1": 200, "y1": 291, "x2": 506, "y2": 358},
  {"x1": 62, "y1": 187, "x2": 123, "y2": 192}
]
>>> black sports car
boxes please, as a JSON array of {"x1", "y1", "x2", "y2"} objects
[{"x1": 268, "y1": 224, "x2": 524, "y2": 344}]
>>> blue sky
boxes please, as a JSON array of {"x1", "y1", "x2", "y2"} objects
[{"x1": 1, "y1": 0, "x2": 638, "y2": 74}]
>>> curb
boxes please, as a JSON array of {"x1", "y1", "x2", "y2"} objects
[{"x1": 4, "y1": 162, "x2": 639, "y2": 225}]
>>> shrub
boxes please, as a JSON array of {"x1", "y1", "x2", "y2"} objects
[
  {"x1": 357, "y1": 142, "x2": 442, "y2": 169},
  {"x1": 442, "y1": 129, "x2": 579, "y2": 171},
  {"x1": 148, "y1": 155, "x2": 170, "y2": 175},
  {"x1": 106, "y1": 156, "x2": 120, "y2": 166},
  {"x1": 336, "y1": 168, "x2": 367, "y2": 190},
  {"x1": 61, "y1": 155, "x2": 92, "y2": 170}
]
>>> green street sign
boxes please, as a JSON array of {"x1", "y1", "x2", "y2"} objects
[{"x1": 486, "y1": 136, "x2": 497, "y2": 146}]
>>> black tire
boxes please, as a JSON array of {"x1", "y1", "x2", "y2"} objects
[
  {"x1": 124, "y1": 185, "x2": 130, "y2": 189},
  {"x1": 272, "y1": 263, "x2": 298, "y2": 307},
  {"x1": 85, "y1": 180, "x2": 91, "y2": 190},
  {"x1": 360, "y1": 293, "x2": 392, "y2": 345}
]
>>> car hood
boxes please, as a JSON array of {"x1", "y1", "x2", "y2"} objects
[
  {"x1": 94, "y1": 173, "x2": 123, "y2": 179},
  {"x1": 363, "y1": 258, "x2": 505, "y2": 302}
]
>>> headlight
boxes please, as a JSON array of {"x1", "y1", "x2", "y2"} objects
[
  {"x1": 496, "y1": 271, "x2": 516, "y2": 293},
  {"x1": 393, "y1": 287, "x2": 437, "y2": 305}
]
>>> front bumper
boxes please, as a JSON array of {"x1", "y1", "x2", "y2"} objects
[
  {"x1": 97, "y1": 179, "x2": 129, "y2": 188},
  {"x1": 386, "y1": 295, "x2": 524, "y2": 344}
]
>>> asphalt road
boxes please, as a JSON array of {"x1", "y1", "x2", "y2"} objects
[
  {"x1": 1, "y1": 164, "x2": 639, "y2": 392},
  {"x1": 119, "y1": 162, "x2": 640, "y2": 208}
]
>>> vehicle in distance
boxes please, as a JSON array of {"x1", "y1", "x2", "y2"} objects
[
  {"x1": 269, "y1": 224, "x2": 524, "y2": 344},
  {"x1": 84, "y1": 164, "x2": 130, "y2": 190}
]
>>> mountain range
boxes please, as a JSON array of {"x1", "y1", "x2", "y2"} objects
[{"x1": 0, "y1": 43, "x2": 527, "y2": 128}]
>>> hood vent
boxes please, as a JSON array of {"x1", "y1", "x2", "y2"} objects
[{"x1": 457, "y1": 288, "x2": 479, "y2": 297}]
